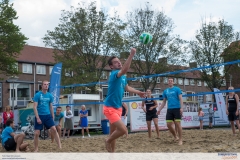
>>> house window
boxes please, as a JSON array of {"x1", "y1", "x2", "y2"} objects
[
  {"x1": 22, "y1": 63, "x2": 32, "y2": 74},
  {"x1": 184, "y1": 79, "x2": 189, "y2": 85},
  {"x1": 190, "y1": 79, "x2": 195, "y2": 86},
  {"x1": 163, "y1": 77, "x2": 168, "y2": 84},
  {"x1": 131, "y1": 74, "x2": 137, "y2": 81},
  {"x1": 197, "y1": 80, "x2": 201, "y2": 86},
  {"x1": 81, "y1": 90, "x2": 87, "y2": 94},
  {"x1": 204, "y1": 81, "x2": 208, "y2": 86},
  {"x1": 156, "y1": 77, "x2": 160, "y2": 83},
  {"x1": 186, "y1": 91, "x2": 195, "y2": 101},
  {"x1": 174, "y1": 78, "x2": 177, "y2": 84},
  {"x1": 149, "y1": 77, "x2": 153, "y2": 82},
  {"x1": 49, "y1": 66, "x2": 53, "y2": 75},
  {"x1": 206, "y1": 94, "x2": 212, "y2": 102},
  {"x1": 222, "y1": 79, "x2": 226, "y2": 86},
  {"x1": 101, "y1": 71, "x2": 107, "y2": 79},
  {"x1": 38, "y1": 84, "x2": 42, "y2": 91},
  {"x1": 155, "y1": 90, "x2": 160, "y2": 94},
  {"x1": 124, "y1": 91, "x2": 129, "y2": 97},
  {"x1": 178, "y1": 78, "x2": 183, "y2": 85},
  {"x1": 36, "y1": 65, "x2": 46, "y2": 75},
  {"x1": 197, "y1": 95, "x2": 204, "y2": 103},
  {"x1": 17, "y1": 83, "x2": 30, "y2": 100}
]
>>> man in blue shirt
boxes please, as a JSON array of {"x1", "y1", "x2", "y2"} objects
[
  {"x1": 104, "y1": 48, "x2": 145, "y2": 152},
  {"x1": 33, "y1": 80, "x2": 61, "y2": 152},
  {"x1": 1, "y1": 119, "x2": 28, "y2": 152},
  {"x1": 50, "y1": 106, "x2": 64, "y2": 142},
  {"x1": 157, "y1": 78, "x2": 183, "y2": 145}
]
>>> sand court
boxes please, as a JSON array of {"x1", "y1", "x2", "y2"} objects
[{"x1": 1, "y1": 129, "x2": 240, "y2": 153}]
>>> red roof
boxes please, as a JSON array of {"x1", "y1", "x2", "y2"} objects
[
  {"x1": 16, "y1": 45, "x2": 202, "y2": 79},
  {"x1": 17, "y1": 45, "x2": 55, "y2": 64}
]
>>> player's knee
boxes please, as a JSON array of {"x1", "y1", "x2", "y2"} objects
[
  {"x1": 167, "y1": 122, "x2": 173, "y2": 127},
  {"x1": 51, "y1": 127, "x2": 57, "y2": 133},
  {"x1": 34, "y1": 130, "x2": 40, "y2": 136},
  {"x1": 21, "y1": 132, "x2": 26, "y2": 137},
  {"x1": 121, "y1": 126, "x2": 127, "y2": 134}
]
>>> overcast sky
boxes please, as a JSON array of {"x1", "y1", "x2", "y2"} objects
[{"x1": 10, "y1": 0, "x2": 240, "y2": 47}]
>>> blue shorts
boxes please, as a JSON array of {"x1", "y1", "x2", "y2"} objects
[
  {"x1": 199, "y1": 117, "x2": 203, "y2": 121},
  {"x1": 34, "y1": 114, "x2": 55, "y2": 130}
]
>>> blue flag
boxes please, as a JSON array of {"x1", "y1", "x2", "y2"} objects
[{"x1": 49, "y1": 62, "x2": 62, "y2": 110}]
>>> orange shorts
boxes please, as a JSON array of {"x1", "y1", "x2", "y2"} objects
[{"x1": 103, "y1": 106, "x2": 122, "y2": 124}]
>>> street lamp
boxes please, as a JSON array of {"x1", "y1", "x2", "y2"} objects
[{"x1": 8, "y1": 76, "x2": 19, "y2": 111}]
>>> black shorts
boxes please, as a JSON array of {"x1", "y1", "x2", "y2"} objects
[
  {"x1": 166, "y1": 108, "x2": 181, "y2": 122},
  {"x1": 209, "y1": 117, "x2": 213, "y2": 123},
  {"x1": 4, "y1": 137, "x2": 16, "y2": 151},
  {"x1": 228, "y1": 112, "x2": 237, "y2": 121},
  {"x1": 146, "y1": 112, "x2": 158, "y2": 121}
]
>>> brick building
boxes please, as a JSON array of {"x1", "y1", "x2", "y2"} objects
[{"x1": 0, "y1": 45, "x2": 214, "y2": 112}]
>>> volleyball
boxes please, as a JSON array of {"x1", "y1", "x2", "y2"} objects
[{"x1": 139, "y1": 32, "x2": 153, "y2": 44}]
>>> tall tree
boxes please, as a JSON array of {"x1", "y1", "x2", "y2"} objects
[
  {"x1": 221, "y1": 34, "x2": 240, "y2": 88},
  {"x1": 0, "y1": 0, "x2": 28, "y2": 77},
  {"x1": 189, "y1": 18, "x2": 239, "y2": 91},
  {"x1": 43, "y1": 2, "x2": 126, "y2": 93},
  {"x1": 124, "y1": 3, "x2": 185, "y2": 91}
]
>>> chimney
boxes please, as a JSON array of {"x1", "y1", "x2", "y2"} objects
[
  {"x1": 189, "y1": 62, "x2": 197, "y2": 68},
  {"x1": 158, "y1": 57, "x2": 167, "y2": 64}
]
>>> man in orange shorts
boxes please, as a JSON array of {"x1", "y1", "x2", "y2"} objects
[{"x1": 104, "y1": 48, "x2": 145, "y2": 152}]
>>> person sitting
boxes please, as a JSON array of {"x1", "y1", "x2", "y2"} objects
[{"x1": 1, "y1": 118, "x2": 29, "y2": 152}]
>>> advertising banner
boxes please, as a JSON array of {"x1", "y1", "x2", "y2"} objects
[
  {"x1": 49, "y1": 62, "x2": 62, "y2": 110},
  {"x1": 129, "y1": 101, "x2": 200, "y2": 132}
]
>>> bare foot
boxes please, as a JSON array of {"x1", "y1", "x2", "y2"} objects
[
  {"x1": 178, "y1": 140, "x2": 183, "y2": 145},
  {"x1": 104, "y1": 139, "x2": 112, "y2": 152},
  {"x1": 174, "y1": 136, "x2": 179, "y2": 142},
  {"x1": 34, "y1": 149, "x2": 38, "y2": 152},
  {"x1": 15, "y1": 150, "x2": 21, "y2": 152}
]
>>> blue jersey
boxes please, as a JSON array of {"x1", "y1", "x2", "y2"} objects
[
  {"x1": 163, "y1": 86, "x2": 182, "y2": 109},
  {"x1": 1, "y1": 126, "x2": 13, "y2": 145},
  {"x1": 33, "y1": 91, "x2": 53, "y2": 115},
  {"x1": 54, "y1": 112, "x2": 64, "y2": 122},
  {"x1": 104, "y1": 70, "x2": 127, "y2": 108}
]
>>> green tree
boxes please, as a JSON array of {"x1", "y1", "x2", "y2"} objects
[
  {"x1": 0, "y1": 0, "x2": 28, "y2": 77},
  {"x1": 43, "y1": 2, "x2": 126, "y2": 93},
  {"x1": 189, "y1": 18, "x2": 239, "y2": 91},
  {"x1": 221, "y1": 35, "x2": 240, "y2": 88},
  {"x1": 124, "y1": 3, "x2": 186, "y2": 91}
]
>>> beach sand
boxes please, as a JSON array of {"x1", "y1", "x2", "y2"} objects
[{"x1": 1, "y1": 129, "x2": 240, "y2": 153}]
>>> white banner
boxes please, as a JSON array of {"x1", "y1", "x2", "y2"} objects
[
  {"x1": 200, "y1": 104, "x2": 229, "y2": 126},
  {"x1": 214, "y1": 88, "x2": 228, "y2": 122},
  {"x1": 129, "y1": 101, "x2": 200, "y2": 132},
  {"x1": 129, "y1": 101, "x2": 168, "y2": 131}
]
